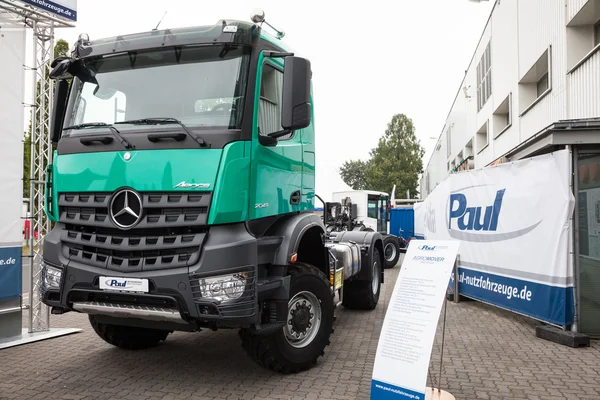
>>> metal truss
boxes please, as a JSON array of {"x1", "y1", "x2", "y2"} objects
[
  {"x1": 27, "y1": 19, "x2": 54, "y2": 333},
  {"x1": 0, "y1": 1, "x2": 74, "y2": 333}
]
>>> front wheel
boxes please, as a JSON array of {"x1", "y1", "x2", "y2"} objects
[
  {"x1": 382, "y1": 236, "x2": 400, "y2": 269},
  {"x1": 240, "y1": 263, "x2": 334, "y2": 373}
]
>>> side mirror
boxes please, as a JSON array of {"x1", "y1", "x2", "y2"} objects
[
  {"x1": 281, "y1": 56, "x2": 311, "y2": 131},
  {"x1": 49, "y1": 59, "x2": 71, "y2": 79},
  {"x1": 50, "y1": 79, "x2": 70, "y2": 144}
]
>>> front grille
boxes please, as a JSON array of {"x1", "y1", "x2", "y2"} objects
[
  {"x1": 58, "y1": 191, "x2": 211, "y2": 272},
  {"x1": 58, "y1": 192, "x2": 211, "y2": 229}
]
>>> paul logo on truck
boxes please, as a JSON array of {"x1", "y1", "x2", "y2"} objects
[
  {"x1": 105, "y1": 279, "x2": 132, "y2": 289},
  {"x1": 447, "y1": 185, "x2": 541, "y2": 242}
]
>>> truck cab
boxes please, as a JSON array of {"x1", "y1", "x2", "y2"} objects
[
  {"x1": 41, "y1": 14, "x2": 385, "y2": 374},
  {"x1": 329, "y1": 190, "x2": 400, "y2": 268},
  {"x1": 331, "y1": 190, "x2": 391, "y2": 233}
]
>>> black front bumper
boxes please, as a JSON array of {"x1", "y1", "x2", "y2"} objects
[{"x1": 42, "y1": 223, "x2": 267, "y2": 329}]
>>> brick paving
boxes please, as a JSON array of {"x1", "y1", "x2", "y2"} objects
[{"x1": 1, "y1": 259, "x2": 599, "y2": 400}]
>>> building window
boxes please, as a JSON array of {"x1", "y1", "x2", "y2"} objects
[
  {"x1": 566, "y1": 2, "x2": 600, "y2": 71},
  {"x1": 518, "y1": 47, "x2": 551, "y2": 115},
  {"x1": 476, "y1": 121, "x2": 489, "y2": 153},
  {"x1": 446, "y1": 125, "x2": 452, "y2": 158},
  {"x1": 465, "y1": 138, "x2": 473, "y2": 160},
  {"x1": 536, "y1": 74, "x2": 549, "y2": 97},
  {"x1": 476, "y1": 41, "x2": 492, "y2": 112},
  {"x1": 493, "y1": 93, "x2": 512, "y2": 139}
]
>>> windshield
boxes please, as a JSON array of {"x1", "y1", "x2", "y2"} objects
[{"x1": 63, "y1": 45, "x2": 250, "y2": 135}]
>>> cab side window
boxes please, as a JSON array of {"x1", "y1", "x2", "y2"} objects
[
  {"x1": 367, "y1": 197, "x2": 378, "y2": 219},
  {"x1": 258, "y1": 63, "x2": 293, "y2": 140}
]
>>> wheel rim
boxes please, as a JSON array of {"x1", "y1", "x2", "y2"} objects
[
  {"x1": 372, "y1": 257, "x2": 380, "y2": 294},
  {"x1": 284, "y1": 291, "x2": 322, "y2": 348},
  {"x1": 384, "y1": 242, "x2": 397, "y2": 262}
]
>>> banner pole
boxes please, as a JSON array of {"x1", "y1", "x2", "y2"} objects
[
  {"x1": 27, "y1": 19, "x2": 38, "y2": 333},
  {"x1": 453, "y1": 255, "x2": 460, "y2": 304},
  {"x1": 438, "y1": 290, "x2": 449, "y2": 396}
]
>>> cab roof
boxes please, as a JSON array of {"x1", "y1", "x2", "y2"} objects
[
  {"x1": 72, "y1": 19, "x2": 292, "y2": 59},
  {"x1": 333, "y1": 190, "x2": 390, "y2": 197}
]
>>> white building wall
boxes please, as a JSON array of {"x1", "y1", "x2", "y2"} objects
[
  {"x1": 420, "y1": 0, "x2": 600, "y2": 198},
  {"x1": 518, "y1": 0, "x2": 568, "y2": 141},
  {"x1": 569, "y1": 42, "x2": 600, "y2": 118},
  {"x1": 568, "y1": 0, "x2": 590, "y2": 22}
]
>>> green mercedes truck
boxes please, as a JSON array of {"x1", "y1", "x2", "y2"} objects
[{"x1": 41, "y1": 12, "x2": 385, "y2": 373}]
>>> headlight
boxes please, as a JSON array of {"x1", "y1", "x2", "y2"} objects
[
  {"x1": 42, "y1": 263, "x2": 63, "y2": 290},
  {"x1": 198, "y1": 272, "x2": 248, "y2": 302}
]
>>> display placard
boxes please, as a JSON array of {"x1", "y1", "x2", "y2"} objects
[{"x1": 371, "y1": 240, "x2": 460, "y2": 400}]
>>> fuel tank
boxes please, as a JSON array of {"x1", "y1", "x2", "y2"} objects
[{"x1": 326, "y1": 241, "x2": 362, "y2": 279}]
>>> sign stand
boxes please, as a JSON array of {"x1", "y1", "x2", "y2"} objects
[
  {"x1": 425, "y1": 288, "x2": 455, "y2": 400},
  {"x1": 371, "y1": 240, "x2": 460, "y2": 400}
]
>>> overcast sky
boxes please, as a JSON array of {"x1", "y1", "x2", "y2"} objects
[{"x1": 26, "y1": 0, "x2": 494, "y2": 202}]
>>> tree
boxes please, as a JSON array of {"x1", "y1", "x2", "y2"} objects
[
  {"x1": 339, "y1": 159, "x2": 370, "y2": 190},
  {"x1": 23, "y1": 39, "x2": 69, "y2": 198},
  {"x1": 54, "y1": 39, "x2": 70, "y2": 59},
  {"x1": 338, "y1": 113, "x2": 424, "y2": 198}
]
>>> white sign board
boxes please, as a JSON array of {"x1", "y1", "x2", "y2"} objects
[
  {"x1": 414, "y1": 150, "x2": 575, "y2": 326},
  {"x1": 371, "y1": 240, "x2": 460, "y2": 400},
  {"x1": 21, "y1": 0, "x2": 77, "y2": 21},
  {"x1": 0, "y1": 19, "x2": 26, "y2": 301}
]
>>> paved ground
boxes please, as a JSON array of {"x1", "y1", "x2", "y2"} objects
[{"x1": 2, "y1": 259, "x2": 599, "y2": 400}]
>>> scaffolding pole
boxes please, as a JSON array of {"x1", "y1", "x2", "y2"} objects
[
  {"x1": 27, "y1": 19, "x2": 54, "y2": 333},
  {"x1": 0, "y1": 1, "x2": 74, "y2": 339}
]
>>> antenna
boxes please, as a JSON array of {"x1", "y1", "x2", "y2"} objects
[{"x1": 153, "y1": 11, "x2": 167, "y2": 31}]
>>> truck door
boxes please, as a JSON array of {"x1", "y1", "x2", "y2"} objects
[
  {"x1": 249, "y1": 55, "x2": 304, "y2": 220},
  {"x1": 377, "y1": 196, "x2": 387, "y2": 233}
]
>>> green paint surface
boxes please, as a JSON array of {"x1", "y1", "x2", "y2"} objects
[
  {"x1": 47, "y1": 36, "x2": 317, "y2": 226},
  {"x1": 54, "y1": 149, "x2": 222, "y2": 193},
  {"x1": 248, "y1": 51, "x2": 316, "y2": 220}
]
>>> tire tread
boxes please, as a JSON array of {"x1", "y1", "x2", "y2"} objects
[{"x1": 240, "y1": 263, "x2": 333, "y2": 374}]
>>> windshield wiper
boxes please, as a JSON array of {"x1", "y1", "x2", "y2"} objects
[
  {"x1": 115, "y1": 118, "x2": 209, "y2": 148},
  {"x1": 63, "y1": 122, "x2": 134, "y2": 149}
]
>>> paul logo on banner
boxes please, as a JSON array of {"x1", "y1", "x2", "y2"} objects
[
  {"x1": 371, "y1": 240, "x2": 460, "y2": 400},
  {"x1": 413, "y1": 151, "x2": 576, "y2": 327},
  {"x1": 447, "y1": 186, "x2": 541, "y2": 241}
]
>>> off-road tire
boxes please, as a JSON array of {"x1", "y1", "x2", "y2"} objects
[
  {"x1": 89, "y1": 315, "x2": 170, "y2": 350},
  {"x1": 342, "y1": 248, "x2": 382, "y2": 310},
  {"x1": 239, "y1": 263, "x2": 334, "y2": 374},
  {"x1": 382, "y1": 235, "x2": 400, "y2": 269}
]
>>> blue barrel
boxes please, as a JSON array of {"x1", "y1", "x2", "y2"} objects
[{"x1": 390, "y1": 207, "x2": 414, "y2": 238}]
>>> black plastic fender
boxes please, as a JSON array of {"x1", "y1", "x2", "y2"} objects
[
  {"x1": 332, "y1": 231, "x2": 384, "y2": 282},
  {"x1": 263, "y1": 212, "x2": 326, "y2": 266}
]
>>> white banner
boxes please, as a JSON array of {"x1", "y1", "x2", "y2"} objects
[
  {"x1": 0, "y1": 19, "x2": 26, "y2": 246},
  {"x1": 0, "y1": 19, "x2": 26, "y2": 300},
  {"x1": 414, "y1": 150, "x2": 575, "y2": 326},
  {"x1": 371, "y1": 240, "x2": 460, "y2": 400},
  {"x1": 21, "y1": 0, "x2": 77, "y2": 22}
]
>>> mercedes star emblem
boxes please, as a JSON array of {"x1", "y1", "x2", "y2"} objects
[{"x1": 109, "y1": 189, "x2": 143, "y2": 229}]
